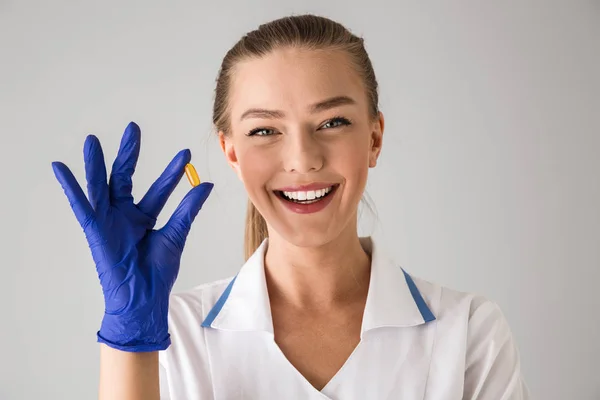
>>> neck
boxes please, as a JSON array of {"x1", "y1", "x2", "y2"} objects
[{"x1": 263, "y1": 223, "x2": 371, "y2": 311}]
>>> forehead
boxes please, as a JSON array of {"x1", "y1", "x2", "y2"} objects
[{"x1": 229, "y1": 47, "x2": 367, "y2": 118}]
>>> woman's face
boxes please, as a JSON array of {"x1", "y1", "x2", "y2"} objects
[{"x1": 220, "y1": 47, "x2": 384, "y2": 247}]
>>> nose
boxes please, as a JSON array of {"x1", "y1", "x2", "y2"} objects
[{"x1": 282, "y1": 128, "x2": 324, "y2": 173}]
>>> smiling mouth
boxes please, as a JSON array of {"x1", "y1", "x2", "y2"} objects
[{"x1": 274, "y1": 184, "x2": 339, "y2": 205}]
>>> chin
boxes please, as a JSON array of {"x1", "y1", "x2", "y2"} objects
[{"x1": 267, "y1": 215, "x2": 354, "y2": 250}]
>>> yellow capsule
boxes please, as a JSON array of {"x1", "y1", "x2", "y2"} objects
[{"x1": 184, "y1": 163, "x2": 201, "y2": 187}]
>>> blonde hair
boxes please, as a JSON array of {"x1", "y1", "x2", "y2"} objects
[{"x1": 212, "y1": 14, "x2": 380, "y2": 260}]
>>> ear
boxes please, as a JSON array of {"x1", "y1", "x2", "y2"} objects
[
  {"x1": 219, "y1": 131, "x2": 242, "y2": 180},
  {"x1": 368, "y1": 111, "x2": 385, "y2": 168}
]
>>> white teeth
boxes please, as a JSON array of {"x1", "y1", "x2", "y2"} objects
[{"x1": 281, "y1": 186, "x2": 334, "y2": 202}]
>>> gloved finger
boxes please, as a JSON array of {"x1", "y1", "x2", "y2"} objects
[
  {"x1": 83, "y1": 135, "x2": 109, "y2": 214},
  {"x1": 51, "y1": 161, "x2": 95, "y2": 229},
  {"x1": 137, "y1": 149, "x2": 191, "y2": 220},
  {"x1": 159, "y1": 182, "x2": 214, "y2": 252},
  {"x1": 109, "y1": 121, "x2": 141, "y2": 204}
]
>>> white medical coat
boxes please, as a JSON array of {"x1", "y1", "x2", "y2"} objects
[{"x1": 159, "y1": 236, "x2": 530, "y2": 399}]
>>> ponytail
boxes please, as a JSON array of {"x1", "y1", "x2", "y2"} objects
[{"x1": 244, "y1": 199, "x2": 268, "y2": 261}]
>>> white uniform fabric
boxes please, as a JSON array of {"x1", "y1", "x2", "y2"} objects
[{"x1": 159, "y1": 236, "x2": 530, "y2": 399}]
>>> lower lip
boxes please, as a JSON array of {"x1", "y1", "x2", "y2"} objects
[{"x1": 275, "y1": 186, "x2": 338, "y2": 214}]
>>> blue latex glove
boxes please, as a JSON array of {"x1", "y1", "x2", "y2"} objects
[{"x1": 51, "y1": 121, "x2": 213, "y2": 352}]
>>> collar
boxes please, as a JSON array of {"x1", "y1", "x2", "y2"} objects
[{"x1": 201, "y1": 236, "x2": 435, "y2": 333}]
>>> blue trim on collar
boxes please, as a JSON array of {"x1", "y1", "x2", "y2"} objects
[
  {"x1": 201, "y1": 268, "x2": 436, "y2": 328},
  {"x1": 201, "y1": 276, "x2": 237, "y2": 328},
  {"x1": 402, "y1": 269, "x2": 436, "y2": 323}
]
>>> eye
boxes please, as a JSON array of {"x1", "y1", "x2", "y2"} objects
[
  {"x1": 247, "y1": 127, "x2": 277, "y2": 137},
  {"x1": 246, "y1": 117, "x2": 352, "y2": 136},
  {"x1": 319, "y1": 116, "x2": 352, "y2": 130}
]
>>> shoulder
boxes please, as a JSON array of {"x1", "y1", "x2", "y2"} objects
[
  {"x1": 408, "y1": 273, "x2": 513, "y2": 333},
  {"x1": 409, "y1": 275, "x2": 530, "y2": 397},
  {"x1": 158, "y1": 278, "x2": 234, "y2": 398},
  {"x1": 167, "y1": 277, "x2": 234, "y2": 327},
  {"x1": 159, "y1": 277, "x2": 233, "y2": 365}
]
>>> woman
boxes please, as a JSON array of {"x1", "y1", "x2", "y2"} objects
[{"x1": 52, "y1": 14, "x2": 529, "y2": 400}]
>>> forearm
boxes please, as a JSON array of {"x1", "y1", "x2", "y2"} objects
[{"x1": 99, "y1": 344, "x2": 160, "y2": 400}]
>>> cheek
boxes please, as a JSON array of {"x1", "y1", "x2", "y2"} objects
[
  {"x1": 332, "y1": 135, "x2": 371, "y2": 182},
  {"x1": 236, "y1": 144, "x2": 276, "y2": 191}
]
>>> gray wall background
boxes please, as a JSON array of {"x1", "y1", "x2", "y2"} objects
[{"x1": 1, "y1": 1, "x2": 599, "y2": 399}]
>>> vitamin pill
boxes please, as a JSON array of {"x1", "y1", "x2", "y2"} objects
[{"x1": 184, "y1": 163, "x2": 201, "y2": 187}]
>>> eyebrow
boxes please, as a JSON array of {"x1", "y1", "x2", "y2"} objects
[{"x1": 239, "y1": 95, "x2": 357, "y2": 121}]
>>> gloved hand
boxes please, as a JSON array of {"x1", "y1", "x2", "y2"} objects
[{"x1": 51, "y1": 121, "x2": 213, "y2": 352}]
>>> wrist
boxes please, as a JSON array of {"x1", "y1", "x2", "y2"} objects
[
  {"x1": 97, "y1": 331, "x2": 171, "y2": 352},
  {"x1": 97, "y1": 309, "x2": 170, "y2": 352}
]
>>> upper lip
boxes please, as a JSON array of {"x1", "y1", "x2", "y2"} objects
[{"x1": 274, "y1": 182, "x2": 338, "y2": 192}]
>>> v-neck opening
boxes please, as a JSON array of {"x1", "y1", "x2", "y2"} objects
[{"x1": 269, "y1": 334, "x2": 364, "y2": 398}]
